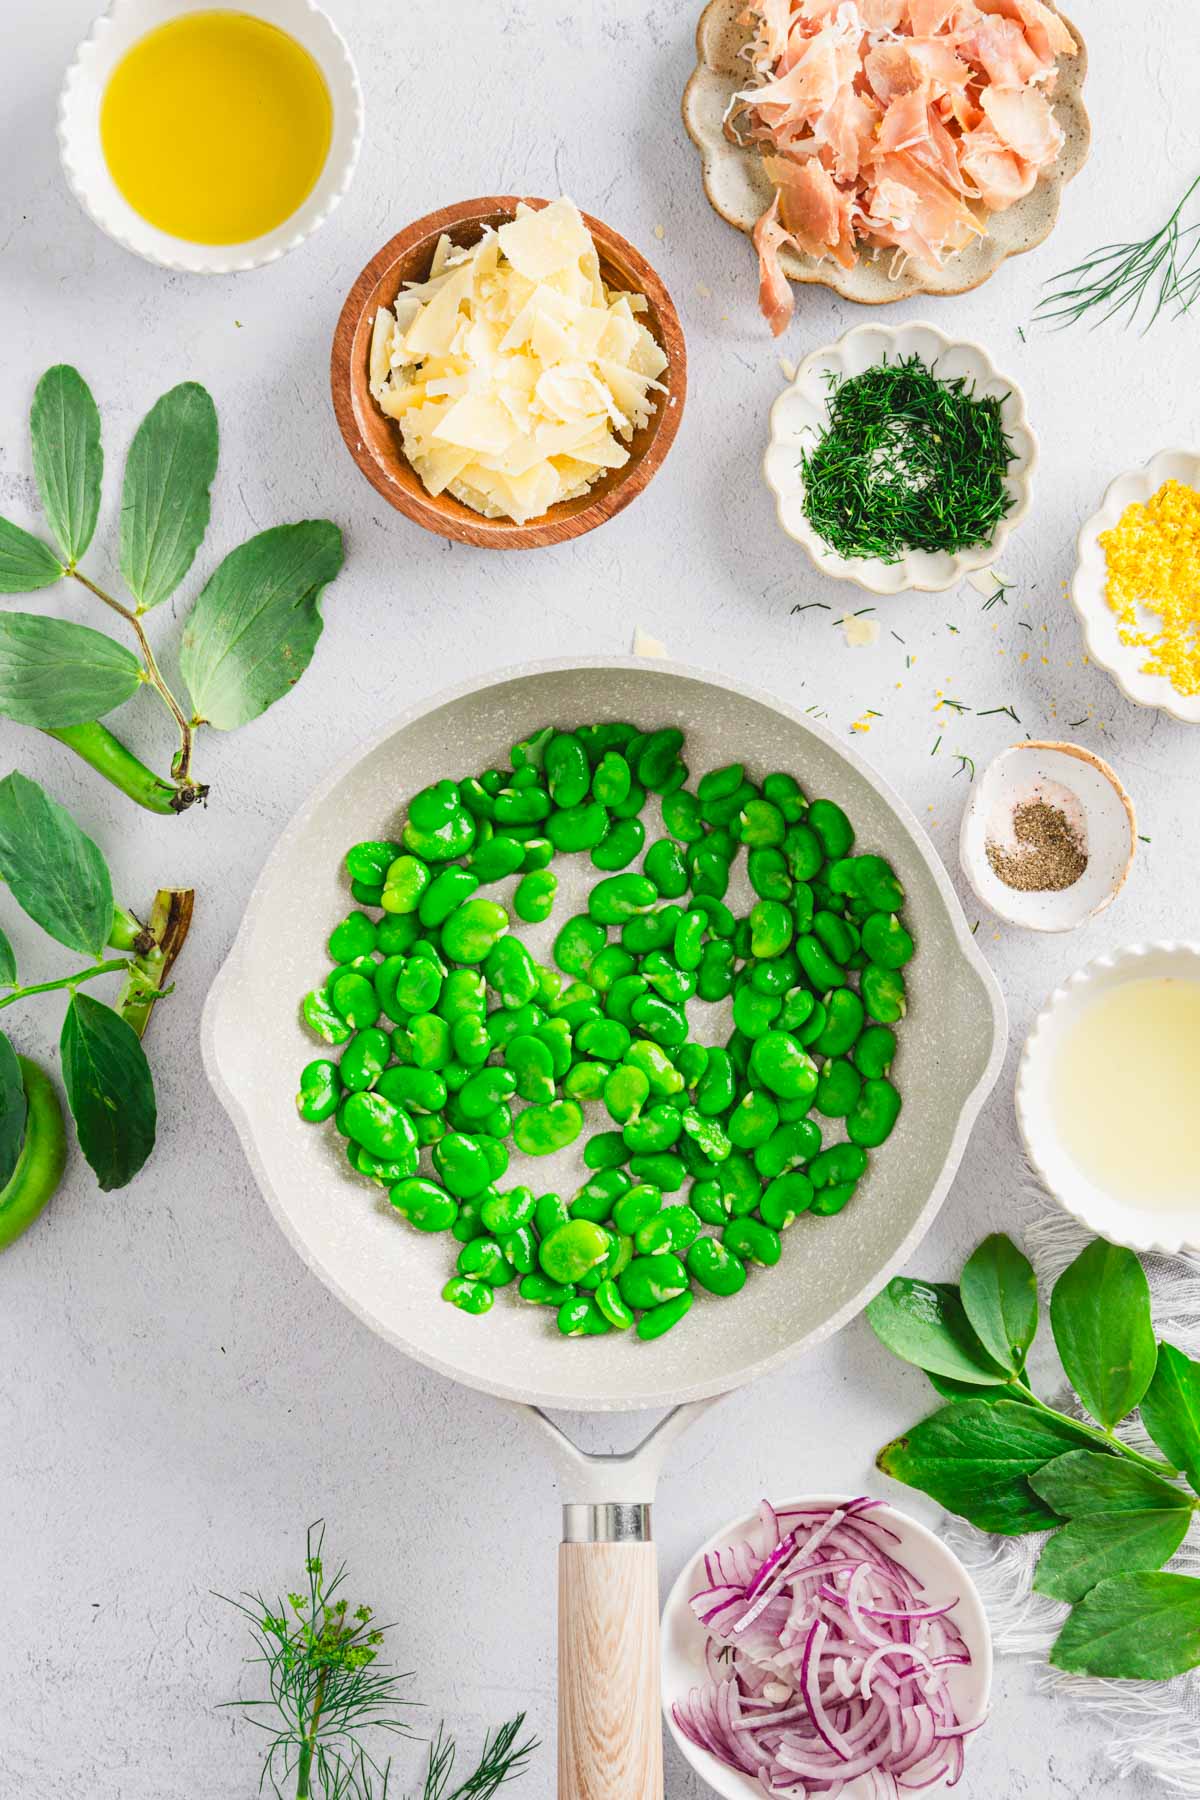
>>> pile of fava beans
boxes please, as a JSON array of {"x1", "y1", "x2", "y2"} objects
[{"x1": 297, "y1": 723, "x2": 912, "y2": 1342}]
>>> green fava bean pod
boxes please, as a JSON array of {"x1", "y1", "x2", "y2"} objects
[
  {"x1": 618, "y1": 1252, "x2": 688, "y2": 1310},
  {"x1": 514, "y1": 870, "x2": 557, "y2": 923},
  {"x1": 687, "y1": 1236, "x2": 746, "y2": 1296},
  {"x1": 540, "y1": 1218, "x2": 611, "y2": 1284},
  {"x1": 723, "y1": 1217, "x2": 781, "y2": 1267},
  {"x1": 759, "y1": 1172, "x2": 814, "y2": 1230},
  {"x1": 861, "y1": 964, "x2": 907, "y2": 1023},
  {"x1": 636, "y1": 1291, "x2": 694, "y2": 1340},
  {"x1": 847, "y1": 1076, "x2": 901, "y2": 1147},
  {"x1": 338, "y1": 1028, "x2": 390, "y2": 1093},
  {"x1": 854, "y1": 1025, "x2": 897, "y2": 1079},
  {"x1": 544, "y1": 732, "x2": 591, "y2": 807},
  {"x1": 441, "y1": 899, "x2": 510, "y2": 964},
  {"x1": 296, "y1": 1059, "x2": 340, "y2": 1121},
  {"x1": 442, "y1": 1276, "x2": 494, "y2": 1316},
  {"x1": 595, "y1": 1278, "x2": 634, "y2": 1330},
  {"x1": 512, "y1": 1098, "x2": 584, "y2": 1156},
  {"x1": 389, "y1": 1177, "x2": 459, "y2": 1233}
]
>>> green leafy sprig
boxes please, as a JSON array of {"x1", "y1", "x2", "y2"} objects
[
  {"x1": 221, "y1": 1525, "x2": 538, "y2": 1800},
  {"x1": 0, "y1": 770, "x2": 191, "y2": 1214},
  {"x1": 1037, "y1": 172, "x2": 1200, "y2": 332},
  {"x1": 0, "y1": 366, "x2": 344, "y2": 814},
  {"x1": 867, "y1": 1234, "x2": 1200, "y2": 1680}
]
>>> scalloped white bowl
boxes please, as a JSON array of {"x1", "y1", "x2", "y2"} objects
[
  {"x1": 58, "y1": 0, "x2": 364, "y2": 274},
  {"x1": 763, "y1": 323, "x2": 1037, "y2": 596},
  {"x1": 1071, "y1": 449, "x2": 1200, "y2": 726},
  {"x1": 1016, "y1": 942, "x2": 1200, "y2": 1255},
  {"x1": 662, "y1": 1494, "x2": 992, "y2": 1800}
]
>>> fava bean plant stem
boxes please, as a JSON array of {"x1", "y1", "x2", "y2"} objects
[
  {"x1": 220, "y1": 1523, "x2": 538, "y2": 1800},
  {"x1": 0, "y1": 770, "x2": 192, "y2": 1250},
  {"x1": 0, "y1": 365, "x2": 345, "y2": 814}
]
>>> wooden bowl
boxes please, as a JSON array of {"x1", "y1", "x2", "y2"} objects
[{"x1": 330, "y1": 196, "x2": 687, "y2": 550}]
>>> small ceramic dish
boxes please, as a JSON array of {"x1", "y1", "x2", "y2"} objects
[
  {"x1": 330, "y1": 197, "x2": 686, "y2": 551},
  {"x1": 763, "y1": 322, "x2": 1036, "y2": 595},
  {"x1": 959, "y1": 740, "x2": 1135, "y2": 932},
  {"x1": 58, "y1": 0, "x2": 363, "y2": 274},
  {"x1": 1016, "y1": 943, "x2": 1200, "y2": 1255},
  {"x1": 1071, "y1": 448, "x2": 1200, "y2": 726},
  {"x1": 682, "y1": 0, "x2": 1089, "y2": 307},
  {"x1": 662, "y1": 1494, "x2": 992, "y2": 1800}
]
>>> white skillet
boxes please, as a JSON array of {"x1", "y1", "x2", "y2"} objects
[{"x1": 202, "y1": 657, "x2": 1006, "y2": 1799}]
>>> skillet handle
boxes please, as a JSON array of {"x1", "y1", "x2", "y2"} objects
[{"x1": 557, "y1": 1503, "x2": 664, "y2": 1800}]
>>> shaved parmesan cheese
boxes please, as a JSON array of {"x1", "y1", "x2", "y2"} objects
[{"x1": 369, "y1": 197, "x2": 667, "y2": 525}]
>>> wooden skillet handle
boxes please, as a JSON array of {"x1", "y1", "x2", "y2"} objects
[{"x1": 557, "y1": 1503, "x2": 664, "y2": 1800}]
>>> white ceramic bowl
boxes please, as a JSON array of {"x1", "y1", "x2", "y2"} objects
[
  {"x1": 959, "y1": 740, "x2": 1136, "y2": 933},
  {"x1": 58, "y1": 0, "x2": 364, "y2": 274},
  {"x1": 1016, "y1": 942, "x2": 1200, "y2": 1255},
  {"x1": 662, "y1": 1494, "x2": 992, "y2": 1800},
  {"x1": 1071, "y1": 449, "x2": 1200, "y2": 725},
  {"x1": 763, "y1": 322, "x2": 1037, "y2": 596}
]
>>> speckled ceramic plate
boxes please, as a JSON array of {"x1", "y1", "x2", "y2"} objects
[
  {"x1": 202, "y1": 659, "x2": 1006, "y2": 1412},
  {"x1": 1071, "y1": 449, "x2": 1200, "y2": 725},
  {"x1": 682, "y1": 0, "x2": 1090, "y2": 307}
]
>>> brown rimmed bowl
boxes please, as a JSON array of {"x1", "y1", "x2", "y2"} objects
[{"x1": 330, "y1": 196, "x2": 687, "y2": 550}]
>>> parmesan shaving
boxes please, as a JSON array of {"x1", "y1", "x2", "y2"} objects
[{"x1": 369, "y1": 197, "x2": 668, "y2": 525}]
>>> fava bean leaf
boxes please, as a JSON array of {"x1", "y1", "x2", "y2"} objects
[
  {"x1": 120, "y1": 382, "x2": 218, "y2": 610},
  {"x1": 1050, "y1": 1239, "x2": 1157, "y2": 1428},
  {"x1": 0, "y1": 613, "x2": 143, "y2": 727},
  {"x1": 179, "y1": 521, "x2": 343, "y2": 729},
  {"x1": 0, "y1": 1029, "x2": 26, "y2": 1192},
  {"x1": 30, "y1": 364, "x2": 103, "y2": 564},
  {"x1": 959, "y1": 1233, "x2": 1038, "y2": 1374},
  {"x1": 0, "y1": 517, "x2": 64, "y2": 594},
  {"x1": 1030, "y1": 1452, "x2": 1193, "y2": 1604},
  {"x1": 1050, "y1": 1573, "x2": 1200, "y2": 1680},
  {"x1": 876, "y1": 1398, "x2": 1087, "y2": 1534},
  {"x1": 0, "y1": 922, "x2": 15, "y2": 987},
  {"x1": 60, "y1": 992, "x2": 156, "y2": 1190},
  {"x1": 1141, "y1": 1343, "x2": 1200, "y2": 1495},
  {"x1": 0, "y1": 771, "x2": 113, "y2": 955},
  {"x1": 865, "y1": 1277, "x2": 1007, "y2": 1386}
]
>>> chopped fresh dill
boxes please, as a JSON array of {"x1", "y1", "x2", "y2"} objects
[
  {"x1": 890, "y1": 629, "x2": 907, "y2": 644},
  {"x1": 947, "y1": 623, "x2": 960, "y2": 633},
  {"x1": 931, "y1": 735, "x2": 942, "y2": 756},
  {"x1": 1067, "y1": 715, "x2": 1089, "y2": 728},
  {"x1": 939, "y1": 698, "x2": 971, "y2": 714},
  {"x1": 971, "y1": 920, "x2": 980, "y2": 934},
  {"x1": 953, "y1": 754, "x2": 976, "y2": 781},
  {"x1": 1037, "y1": 172, "x2": 1200, "y2": 331},
  {"x1": 1018, "y1": 620, "x2": 1034, "y2": 630},
  {"x1": 1017, "y1": 325, "x2": 1027, "y2": 343},
  {"x1": 982, "y1": 583, "x2": 1011, "y2": 610},
  {"x1": 865, "y1": 709, "x2": 882, "y2": 718},
  {"x1": 799, "y1": 355, "x2": 1017, "y2": 562},
  {"x1": 791, "y1": 601, "x2": 831, "y2": 615},
  {"x1": 978, "y1": 704, "x2": 1020, "y2": 723},
  {"x1": 1138, "y1": 834, "x2": 1151, "y2": 844}
]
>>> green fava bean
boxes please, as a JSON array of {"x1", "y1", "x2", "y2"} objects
[
  {"x1": 718, "y1": 1151, "x2": 761, "y2": 1218},
  {"x1": 346, "y1": 839, "x2": 402, "y2": 887},
  {"x1": 618, "y1": 1252, "x2": 688, "y2": 1310},
  {"x1": 408, "y1": 778, "x2": 461, "y2": 829},
  {"x1": 794, "y1": 998, "x2": 826, "y2": 1047},
  {"x1": 797, "y1": 935, "x2": 845, "y2": 994},
  {"x1": 558, "y1": 1296, "x2": 611, "y2": 1336},
  {"x1": 636, "y1": 1291, "x2": 694, "y2": 1340},
  {"x1": 338, "y1": 1027, "x2": 390, "y2": 1093},
  {"x1": 749, "y1": 1031, "x2": 819, "y2": 1102},
  {"x1": 855, "y1": 854, "x2": 905, "y2": 912},
  {"x1": 544, "y1": 732, "x2": 591, "y2": 807},
  {"x1": 629, "y1": 1151, "x2": 686, "y2": 1193},
  {"x1": 676, "y1": 1042, "x2": 709, "y2": 1087},
  {"x1": 697, "y1": 941, "x2": 736, "y2": 1002},
  {"x1": 605, "y1": 974, "x2": 648, "y2": 1026},
  {"x1": 328, "y1": 911, "x2": 378, "y2": 963},
  {"x1": 510, "y1": 726, "x2": 553, "y2": 769},
  {"x1": 468, "y1": 835, "x2": 526, "y2": 883},
  {"x1": 381, "y1": 855, "x2": 431, "y2": 914},
  {"x1": 441, "y1": 899, "x2": 509, "y2": 964},
  {"x1": 576, "y1": 1016, "x2": 632, "y2": 1062},
  {"x1": 661, "y1": 787, "x2": 705, "y2": 842},
  {"x1": 377, "y1": 1066, "x2": 446, "y2": 1113},
  {"x1": 506, "y1": 1034, "x2": 557, "y2": 1103},
  {"x1": 861, "y1": 963, "x2": 907, "y2": 1023},
  {"x1": 296, "y1": 1059, "x2": 340, "y2": 1121},
  {"x1": 630, "y1": 992, "x2": 687, "y2": 1049},
  {"x1": 592, "y1": 750, "x2": 632, "y2": 807},
  {"x1": 643, "y1": 837, "x2": 689, "y2": 898},
  {"x1": 513, "y1": 1098, "x2": 584, "y2": 1156},
  {"x1": 555, "y1": 914, "x2": 607, "y2": 977},
  {"x1": 690, "y1": 1179, "x2": 729, "y2": 1225},
  {"x1": 535, "y1": 1191, "x2": 571, "y2": 1236},
  {"x1": 621, "y1": 906, "x2": 683, "y2": 955},
  {"x1": 432, "y1": 1132, "x2": 493, "y2": 1198},
  {"x1": 739, "y1": 798, "x2": 786, "y2": 848},
  {"x1": 494, "y1": 787, "x2": 551, "y2": 827},
  {"x1": 687, "y1": 1236, "x2": 747, "y2": 1296},
  {"x1": 459, "y1": 1067, "x2": 518, "y2": 1120},
  {"x1": 342, "y1": 1091, "x2": 418, "y2": 1165},
  {"x1": 847, "y1": 1076, "x2": 901, "y2": 1147},
  {"x1": 680, "y1": 1107, "x2": 732, "y2": 1163},
  {"x1": 813, "y1": 910, "x2": 856, "y2": 966},
  {"x1": 747, "y1": 848, "x2": 793, "y2": 902},
  {"x1": 762, "y1": 772, "x2": 806, "y2": 822},
  {"x1": 547, "y1": 800, "x2": 609, "y2": 853},
  {"x1": 584, "y1": 1131, "x2": 629, "y2": 1171},
  {"x1": 590, "y1": 814, "x2": 645, "y2": 871},
  {"x1": 519, "y1": 1273, "x2": 576, "y2": 1306},
  {"x1": 485, "y1": 935, "x2": 538, "y2": 1008},
  {"x1": 330, "y1": 972, "x2": 380, "y2": 1031},
  {"x1": 458, "y1": 1237, "x2": 515, "y2": 1286},
  {"x1": 563, "y1": 1061, "x2": 610, "y2": 1104},
  {"x1": 635, "y1": 1204, "x2": 701, "y2": 1256},
  {"x1": 815, "y1": 1058, "x2": 863, "y2": 1119},
  {"x1": 451, "y1": 1015, "x2": 491, "y2": 1067},
  {"x1": 759, "y1": 1172, "x2": 814, "y2": 1230},
  {"x1": 808, "y1": 1142, "x2": 868, "y2": 1188},
  {"x1": 785, "y1": 824, "x2": 823, "y2": 882},
  {"x1": 499, "y1": 1225, "x2": 538, "y2": 1273},
  {"x1": 624, "y1": 1040, "x2": 684, "y2": 1097},
  {"x1": 595, "y1": 1278, "x2": 634, "y2": 1329},
  {"x1": 688, "y1": 842, "x2": 730, "y2": 900},
  {"x1": 732, "y1": 986, "x2": 782, "y2": 1040},
  {"x1": 754, "y1": 1118, "x2": 821, "y2": 1179},
  {"x1": 409, "y1": 1012, "x2": 452, "y2": 1069},
  {"x1": 694, "y1": 1047, "x2": 735, "y2": 1117},
  {"x1": 726, "y1": 1089, "x2": 779, "y2": 1150},
  {"x1": 778, "y1": 986, "x2": 815, "y2": 1035},
  {"x1": 440, "y1": 968, "x2": 487, "y2": 1022},
  {"x1": 813, "y1": 987, "x2": 864, "y2": 1058},
  {"x1": 808, "y1": 798, "x2": 854, "y2": 859},
  {"x1": 521, "y1": 838, "x2": 554, "y2": 872},
  {"x1": 751, "y1": 953, "x2": 798, "y2": 998},
  {"x1": 723, "y1": 1216, "x2": 781, "y2": 1267},
  {"x1": 419, "y1": 867, "x2": 479, "y2": 928},
  {"x1": 442, "y1": 1276, "x2": 493, "y2": 1316},
  {"x1": 672, "y1": 909, "x2": 705, "y2": 972},
  {"x1": 392, "y1": 957, "x2": 443, "y2": 1015},
  {"x1": 589, "y1": 873, "x2": 657, "y2": 924},
  {"x1": 697, "y1": 761, "x2": 744, "y2": 806},
  {"x1": 403, "y1": 810, "x2": 476, "y2": 862},
  {"x1": 514, "y1": 870, "x2": 557, "y2": 923},
  {"x1": 623, "y1": 1102, "x2": 682, "y2": 1154},
  {"x1": 376, "y1": 913, "x2": 421, "y2": 956},
  {"x1": 536, "y1": 1017, "x2": 573, "y2": 1078},
  {"x1": 637, "y1": 727, "x2": 685, "y2": 791},
  {"x1": 540, "y1": 1218, "x2": 611, "y2": 1284},
  {"x1": 604, "y1": 1063, "x2": 650, "y2": 1124},
  {"x1": 861, "y1": 913, "x2": 915, "y2": 970},
  {"x1": 854, "y1": 1025, "x2": 896, "y2": 1079},
  {"x1": 390, "y1": 1177, "x2": 459, "y2": 1232},
  {"x1": 748, "y1": 899, "x2": 794, "y2": 959},
  {"x1": 810, "y1": 1180, "x2": 857, "y2": 1216},
  {"x1": 612, "y1": 1182, "x2": 662, "y2": 1235}
]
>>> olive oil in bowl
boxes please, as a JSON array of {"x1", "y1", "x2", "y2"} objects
[{"x1": 100, "y1": 9, "x2": 333, "y2": 246}]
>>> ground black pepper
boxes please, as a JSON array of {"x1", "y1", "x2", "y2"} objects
[{"x1": 986, "y1": 798, "x2": 1088, "y2": 893}]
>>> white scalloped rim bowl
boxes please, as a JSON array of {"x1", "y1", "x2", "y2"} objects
[
  {"x1": 662, "y1": 1495, "x2": 992, "y2": 1800},
  {"x1": 1016, "y1": 942, "x2": 1200, "y2": 1255},
  {"x1": 1071, "y1": 449, "x2": 1200, "y2": 725},
  {"x1": 764, "y1": 323, "x2": 1037, "y2": 596},
  {"x1": 58, "y1": 0, "x2": 364, "y2": 274}
]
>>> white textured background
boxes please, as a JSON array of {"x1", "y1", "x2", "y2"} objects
[{"x1": 1, "y1": 0, "x2": 1197, "y2": 1793}]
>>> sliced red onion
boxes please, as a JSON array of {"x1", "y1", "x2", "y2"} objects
[{"x1": 675, "y1": 1498, "x2": 985, "y2": 1798}]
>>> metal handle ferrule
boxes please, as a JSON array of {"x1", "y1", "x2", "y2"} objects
[{"x1": 562, "y1": 1501, "x2": 653, "y2": 1543}]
